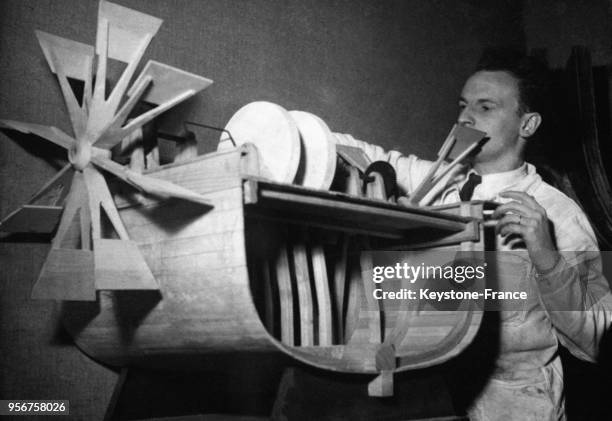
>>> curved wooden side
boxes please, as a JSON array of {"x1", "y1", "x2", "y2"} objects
[
  {"x1": 244, "y1": 216, "x2": 484, "y2": 374},
  {"x1": 60, "y1": 147, "x2": 483, "y2": 377},
  {"x1": 62, "y1": 149, "x2": 282, "y2": 366}
]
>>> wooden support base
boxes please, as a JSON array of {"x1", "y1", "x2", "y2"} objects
[{"x1": 271, "y1": 367, "x2": 466, "y2": 421}]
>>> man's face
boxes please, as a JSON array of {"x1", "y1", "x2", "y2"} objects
[{"x1": 458, "y1": 70, "x2": 524, "y2": 167}]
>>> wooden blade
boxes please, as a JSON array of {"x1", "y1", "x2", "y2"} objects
[
  {"x1": 94, "y1": 76, "x2": 153, "y2": 149},
  {"x1": 0, "y1": 205, "x2": 63, "y2": 234},
  {"x1": 32, "y1": 248, "x2": 96, "y2": 301},
  {"x1": 125, "y1": 171, "x2": 214, "y2": 207},
  {"x1": 127, "y1": 60, "x2": 213, "y2": 105},
  {"x1": 36, "y1": 31, "x2": 93, "y2": 137},
  {"x1": 91, "y1": 155, "x2": 213, "y2": 207},
  {"x1": 0, "y1": 164, "x2": 75, "y2": 234},
  {"x1": 447, "y1": 125, "x2": 487, "y2": 161},
  {"x1": 81, "y1": 167, "x2": 157, "y2": 291},
  {"x1": 409, "y1": 126, "x2": 487, "y2": 206},
  {"x1": 95, "y1": 88, "x2": 193, "y2": 149},
  {"x1": 88, "y1": 1, "x2": 162, "y2": 137},
  {"x1": 431, "y1": 136, "x2": 488, "y2": 186},
  {"x1": 336, "y1": 143, "x2": 371, "y2": 173},
  {"x1": 437, "y1": 124, "x2": 458, "y2": 158},
  {"x1": 96, "y1": 0, "x2": 162, "y2": 64},
  {"x1": 0, "y1": 120, "x2": 75, "y2": 150},
  {"x1": 31, "y1": 173, "x2": 96, "y2": 300},
  {"x1": 50, "y1": 172, "x2": 88, "y2": 249},
  {"x1": 92, "y1": 61, "x2": 213, "y2": 149},
  {"x1": 83, "y1": 166, "x2": 129, "y2": 240},
  {"x1": 94, "y1": 238, "x2": 159, "y2": 290},
  {"x1": 36, "y1": 30, "x2": 94, "y2": 81}
]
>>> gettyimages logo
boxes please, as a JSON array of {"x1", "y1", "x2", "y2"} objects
[{"x1": 363, "y1": 250, "x2": 611, "y2": 312}]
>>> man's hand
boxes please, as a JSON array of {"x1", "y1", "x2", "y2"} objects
[{"x1": 492, "y1": 191, "x2": 560, "y2": 273}]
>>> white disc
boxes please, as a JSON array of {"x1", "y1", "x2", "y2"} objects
[
  {"x1": 289, "y1": 111, "x2": 337, "y2": 190},
  {"x1": 218, "y1": 101, "x2": 300, "y2": 183}
]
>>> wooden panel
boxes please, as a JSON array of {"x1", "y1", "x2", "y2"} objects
[
  {"x1": 65, "y1": 264, "x2": 277, "y2": 363},
  {"x1": 277, "y1": 344, "x2": 378, "y2": 372},
  {"x1": 311, "y1": 243, "x2": 333, "y2": 346},
  {"x1": 118, "y1": 191, "x2": 244, "y2": 246},
  {"x1": 114, "y1": 149, "x2": 247, "y2": 203},
  {"x1": 331, "y1": 234, "x2": 349, "y2": 343},
  {"x1": 62, "y1": 175, "x2": 275, "y2": 363},
  {"x1": 274, "y1": 232, "x2": 294, "y2": 345},
  {"x1": 359, "y1": 250, "x2": 382, "y2": 344},
  {"x1": 59, "y1": 150, "x2": 485, "y2": 376},
  {"x1": 94, "y1": 239, "x2": 158, "y2": 291},
  {"x1": 291, "y1": 236, "x2": 314, "y2": 346},
  {"x1": 245, "y1": 178, "x2": 472, "y2": 238},
  {"x1": 565, "y1": 46, "x2": 612, "y2": 247}
]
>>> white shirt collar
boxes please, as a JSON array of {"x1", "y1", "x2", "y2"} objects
[{"x1": 463, "y1": 162, "x2": 530, "y2": 200}]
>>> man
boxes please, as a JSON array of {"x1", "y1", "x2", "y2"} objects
[{"x1": 340, "y1": 51, "x2": 612, "y2": 420}]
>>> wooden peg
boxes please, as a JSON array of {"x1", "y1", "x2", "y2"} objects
[{"x1": 367, "y1": 370, "x2": 394, "y2": 397}]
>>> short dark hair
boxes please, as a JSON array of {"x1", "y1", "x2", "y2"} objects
[{"x1": 475, "y1": 48, "x2": 550, "y2": 115}]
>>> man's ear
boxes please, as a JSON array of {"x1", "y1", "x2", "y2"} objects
[{"x1": 520, "y1": 112, "x2": 542, "y2": 138}]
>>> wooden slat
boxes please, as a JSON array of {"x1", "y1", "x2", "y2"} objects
[
  {"x1": 342, "y1": 167, "x2": 365, "y2": 344},
  {"x1": 408, "y1": 125, "x2": 457, "y2": 205},
  {"x1": 331, "y1": 234, "x2": 349, "y2": 342},
  {"x1": 262, "y1": 260, "x2": 276, "y2": 335},
  {"x1": 359, "y1": 249, "x2": 382, "y2": 344},
  {"x1": 275, "y1": 239, "x2": 294, "y2": 345},
  {"x1": 245, "y1": 179, "x2": 471, "y2": 236},
  {"x1": 311, "y1": 241, "x2": 333, "y2": 346},
  {"x1": 291, "y1": 232, "x2": 314, "y2": 346}
]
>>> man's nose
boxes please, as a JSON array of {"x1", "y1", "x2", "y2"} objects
[{"x1": 457, "y1": 108, "x2": 474, "y2": 127}]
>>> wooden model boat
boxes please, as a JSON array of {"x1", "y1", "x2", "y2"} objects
[{"x1": 0, "y1": 0, "x2": 488, "y2": 397}]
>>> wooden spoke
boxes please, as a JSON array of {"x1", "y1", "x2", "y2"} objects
[
  {"x1": 0, "y1": 120, "x2": 75, "y2": 150},
  {"x1": 28, "y1": 164, "x2": 74, "y2": 205}
]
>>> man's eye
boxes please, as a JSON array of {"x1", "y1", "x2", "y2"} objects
[
  {"x1": 458, "y1": 103, "x2": 466, "y2": 110},
  {"x1": 480, "y1": 105, "x2": 491, "y2": 112}
]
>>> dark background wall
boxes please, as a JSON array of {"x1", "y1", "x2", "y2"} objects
[{"x1": 0, "y1": 0, "x2": 610, "y2": 419}]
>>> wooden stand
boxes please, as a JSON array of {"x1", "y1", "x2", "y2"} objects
[{"x1": 271, "y1": 366, "x2": 467, "y2": 421}]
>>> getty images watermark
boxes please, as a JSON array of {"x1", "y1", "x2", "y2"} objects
[{"x1": 363, "y1": 250, "x2": 611, "y2": 312}]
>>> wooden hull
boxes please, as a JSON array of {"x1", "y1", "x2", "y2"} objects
[{"x1": 62, "y1": 147, "x2": 484, "y2": 379}]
